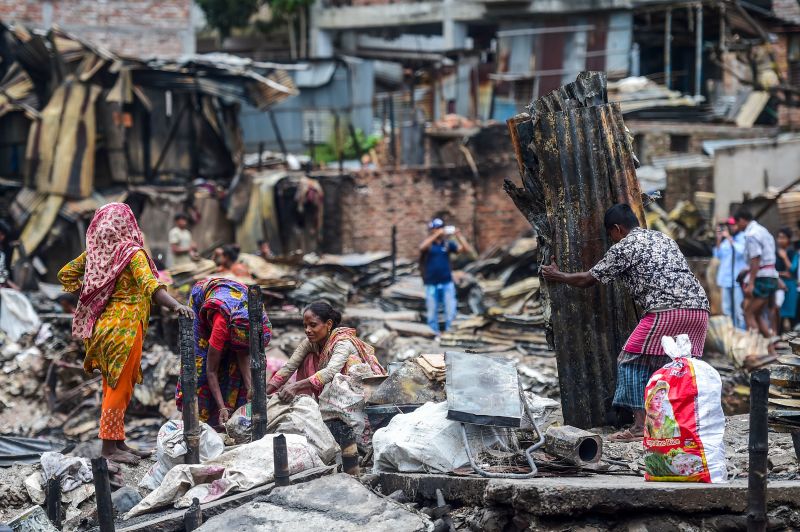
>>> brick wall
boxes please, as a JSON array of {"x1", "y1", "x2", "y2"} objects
[
  {"x1": 320, "y1": 161, "x2": 530, "y2": 259},
  {"x1": 0, "y1": 0, "x2": 193, "y2": 58},
  {"x1": 626, "y1": 121, "x2": 780, "y2": 164}
]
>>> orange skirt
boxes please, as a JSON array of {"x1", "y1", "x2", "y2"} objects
[{"x1": 98, "y1": 324, "x2": 143, "y2": 440}]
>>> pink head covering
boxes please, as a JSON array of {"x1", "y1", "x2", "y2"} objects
[{"x1": 71, "y1": 203, "x2": 158, "y2": 339}]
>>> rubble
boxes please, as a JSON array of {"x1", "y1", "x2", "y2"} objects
[{"x1": 195, "y1": 473, "x2": 432, "y2": 532}]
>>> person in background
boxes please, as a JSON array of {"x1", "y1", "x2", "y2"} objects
[
  {"x1": 58, "y1": 203, "x2": 192, "y2": 465},
  {"x1": 176, "y1": 278, "x2": 271, "y2": 428},
  {"x1": 541, "y1": 204, "x2": 709, "y2": 443},
  {"x1": 419, "y1": 218, "x2": 470, "y2": 337},
  {"x1": 714, "y1": 218, "x2": 747, "y2": 330},
  {"x1": 267, "y1": 300, "x2": 386, "y2": 401},
  {"x1": 257, "y1": 239, "x2": 274, "y2": 261},
  {"x1": 776, "y1": 227, "x2": 798, "y2": 333},
  {"x1": 168, "y1": 213, "x2": 197, "y2": 268},
  {"x1": 734, "y1": 209, "x2": 779, "y2": 341},
  {"x1": 213, "y1": 244, "x2": 251, "y2": 278}
]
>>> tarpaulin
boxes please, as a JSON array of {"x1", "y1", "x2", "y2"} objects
[
  {"x1": 236, "y1": 171, "x2": 286, "y2": 255},
  {"x1": 0, "y1": 436, "x2": 64, "y2": 467}
]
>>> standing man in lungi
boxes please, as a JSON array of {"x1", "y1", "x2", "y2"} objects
[{"x1": 540, "y1": 203, "x2": 709, "y2": 442}]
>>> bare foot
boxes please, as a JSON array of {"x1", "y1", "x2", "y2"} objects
[
  {"x1": 606, "y1": 428, "x2": 643, "y2": 442},
  {"x1": 116, "y1": 441, "x2": 154, "y2": 458},
  {"x1": 102, "y1": 450, "x2": 140, "y2": 465}
]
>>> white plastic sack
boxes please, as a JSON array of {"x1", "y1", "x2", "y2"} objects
[
  {"x1": 225, "y1": 396, "x2": 339, "y2": 464},
  {"x1": 0, "y1": 288, "x2": 40, "y2": 341},
  {"x1": 372, "y1": 401, "x2": 508, "y2": 474},
  {"x1": 318, "y1": 372, "x2": 368, "y2": 445},
  {"x1": 126, "y1": 433, "x2": 324, "y2": 519},
  {"x1": 643, "y1": 334, "x2": 727, "y2": 483},
  {"x1": 139, "y1": 420, "x2": 224, "y2": 491}
]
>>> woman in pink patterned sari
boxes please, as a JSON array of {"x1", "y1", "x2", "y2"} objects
[{"x1": 267, "y1": 300, "x2": 386, "y2": 401}]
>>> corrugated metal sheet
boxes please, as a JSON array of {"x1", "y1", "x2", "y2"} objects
[{"x1": 506, "y1": 71, "x2": 645, "y2": 429}]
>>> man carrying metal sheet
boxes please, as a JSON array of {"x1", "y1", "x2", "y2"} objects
[{"x1": 540, "y1": 203, "x2": 709, "y2": 442}]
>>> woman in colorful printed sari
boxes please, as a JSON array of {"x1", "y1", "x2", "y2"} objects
[
  {"x1": 176, "y1": 278, "x2": 272, "y2": 428},
  {"x1": 58, "y1": 203, "x2": 192, "y2": 465},
  {"x1": 267, "y1": 300, "x2": 386, "y2": 402}
]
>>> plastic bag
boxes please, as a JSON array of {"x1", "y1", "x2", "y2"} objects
[
  {"x1": 225, "y1": 396, "x2": 339, "y2": 464},
  {"x1": 372, "y1": 401, "x2": 508, "y2": 474},
  {"x1": 643, "y1": 334, "x2": 727, "y2": 483},
  {"x1": 0, "y1": 288, "x2": 40, "y2": 341},
  {"x1": 318, "y1": 365, "x2": 371, "y2": 447},
  {"x1": 140, "y1": 420, "x2": 225, "y2": 491}
]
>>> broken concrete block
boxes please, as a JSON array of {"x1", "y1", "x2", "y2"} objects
[{"x1": 195, "y1": 473, "x2": 432, "y2": 532}]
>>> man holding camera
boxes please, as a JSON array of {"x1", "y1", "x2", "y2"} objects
[{"x1": 419, "y1": 218, "x2": 470, "y2": 337}]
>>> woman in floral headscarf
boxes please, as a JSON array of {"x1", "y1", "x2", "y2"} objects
[
  {"x1": 175, "y1": 278, "x2": 271, "y2": 428},
  {"x1": 58, "y1": 203, "x2": 192, "y2": 465}
]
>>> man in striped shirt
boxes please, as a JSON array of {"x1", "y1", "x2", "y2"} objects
[{"x1": 541, "y1": 203, "x2": 709, "y2": 442}]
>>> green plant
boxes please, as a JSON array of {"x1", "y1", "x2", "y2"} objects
[
  {"x1": 311, "y1": 127, "x2": 381, "y2": 164},
  {"x1": 197, "y1": 0, "x2": 261, "y2": 39}
]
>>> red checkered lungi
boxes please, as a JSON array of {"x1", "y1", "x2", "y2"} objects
[{"x1": 623, "y1": 309, "x2": 709, "y2": 356}]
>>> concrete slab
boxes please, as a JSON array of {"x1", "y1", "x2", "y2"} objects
[
  {"x1": 378, "y1": 473, "x2": 800, "y2": 517},
  {"x1": 197, "y1": 473, "x2": 432, "y2": 532}
]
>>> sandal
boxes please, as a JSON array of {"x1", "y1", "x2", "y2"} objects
[{"x1": 606, "y1": 428, "x2": 643, "y2": 443}]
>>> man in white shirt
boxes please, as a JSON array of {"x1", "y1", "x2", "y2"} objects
[
  {"x1": 734, "y1": 208, "x2": 779, "y2": 338},
  {"x1": 168, "y1": 213, "x2": 197, "y2": 267}
]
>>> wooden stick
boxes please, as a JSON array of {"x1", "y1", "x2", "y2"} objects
[
  {"x1": 183, "y1": 497, "x2": 202, "y2": 531},
  {"x1": 179, "y1": 315, "x2": 200, "y2": 465},
  {"x1": 747, "y1": 368, "x2": 770, "y2": 532},
  {"x1": 46, "y1": 476, "x2": 62, "y2": 529},
  {"x1": 91, "y1": 457, "x2": 115, "y2": 532},
  {"x1": 273, "y1": 434, "x2": 290, "y2": 487},
  {"x1": 248, "y1": 285, "x2": 268, "y2": 441}
]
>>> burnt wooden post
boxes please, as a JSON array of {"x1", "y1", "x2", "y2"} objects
[
  {"x1": 273, "y1": 434, "x2": 291, "y2": 487},
  {"x1": 504, "y1": 72, "x2": 643, "y2": 429},
  {"x1": 183, "y1": 497, "x2": 202, "y2": 531},
  {"x1": 390, "y1": 225, "x2": 397, "y2": 283},
  {"x1": 248, "y1": 285, "x2": 268, "y2": 441},
  {"x1": 180, "y1": 316, "x2": 200, "y2": 465},
  {"x1": 747, "y1": 369, "x2": 770, "y2": 532},
  {"x1": 46, "y1": 476, "x2": 61, "y2": 528},
  {"x1": 90, "y1": 457, "x2": 115, "y2": 532}
]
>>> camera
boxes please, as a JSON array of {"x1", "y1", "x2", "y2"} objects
[{"x1": 444, "y1": 226, "x2": 456, "y2": 235}]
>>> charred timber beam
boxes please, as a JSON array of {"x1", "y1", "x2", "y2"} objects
[
  {"x1": 46, "y1": 477, "x2": 62, "y2": 529},
  {"x1": 91, "y1": 457, "x2": 115, "y2": 532},
  {"x1": 179, "y1": 316, "x2": 200, "y2": 465},
  {"x1": 747, "y1": 369, "x2": 770, "y2": 532},
  {"x1": 183, "y1": 498, "x2": 202, "y2": 531},
  {"x1": 273, "y1": 434, "x2": 291, "y2": 487},
  {"x1": 248, "y1": 285, "x2": 268, "y2": 441}
]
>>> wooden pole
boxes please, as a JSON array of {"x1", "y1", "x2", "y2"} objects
[
  {"x1": 390, "y1": 225, "x2": 397, "y2": 283},
  {"x1": 183, "y1": 497, "x2": 203, "y2": 531},
  {"x1": 747, "y1": 368, "x2": 770, "y2": 532},
  {"x1": 179, "y1": 315, "x2": 200, "y2": 465},
  {"x1": 46, "y1": 476, "x2": 62, "y2": 529},
  {"x1": 91, "y1": 457, "x2": 115, "y2": 532},
  {"x1": 248, "y1": 285, "x2": 268, "y2": 441},
  {"x1": 273, "y1": 434, "x2": 291, "y2": 487}
]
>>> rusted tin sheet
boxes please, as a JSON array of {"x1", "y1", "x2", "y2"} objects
[
  {"x1": 535, "y1": 102, "x2": 644, "y2": 428},
  {"x1": 505, "y1": 72, "x2": 645, "y2": 429}
]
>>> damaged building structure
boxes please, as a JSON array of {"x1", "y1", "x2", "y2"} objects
[{"x1": 2, "y1": 1, "x2": 800, "y2": 272}]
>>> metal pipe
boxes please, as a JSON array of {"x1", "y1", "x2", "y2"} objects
[
  {"x1": 184, "y1": 497, "x2": 203, "y2": 531},
  {"x1": 179, "y1": 315, "x2": 200, "y2": 465},
  {"x1": 273, "y1": 434, "x2": 291, "y2": 487},
  {"x1": 248, "y1": 285, "x2": 268, "y2": 441},
  {"x1": 664, "y1": 8, "x2": 672, "y2": 89},
  {"x1": 91, "y1": 458, "x2": 115, "y2": 532},
  {"x1": 747, "y1": 368, "x2": 770, "y2": 532},
  {"x1": 695, "y1": 4, "x2": 703, "y2": 97},
  {"x1": 46, "y1": 477, "x2": 61, "y2": 529}
]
